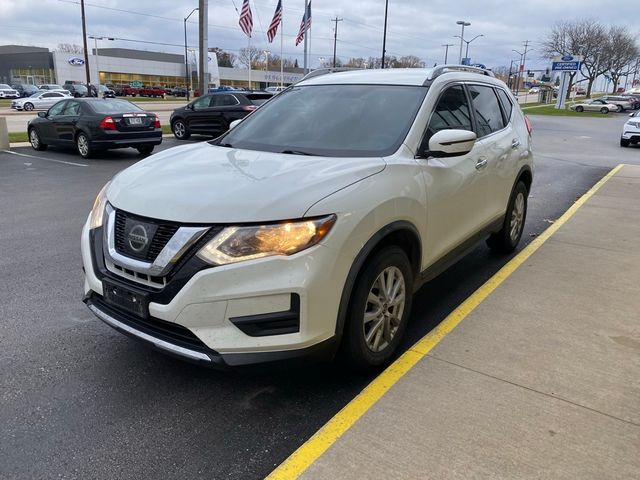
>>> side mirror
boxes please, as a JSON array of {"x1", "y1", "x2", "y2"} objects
[
  {"x1": 629, "y1": 113, "x2": 635, "y2": 117},
  {"x1": 425, "y1": 129, "x2": 477, "y2": 158},
  {"x1": 229, "y1": 119, "x2": 242, "y2": 130},
  {"x1": 37, "y1": 111, "x2": 46, "y2": 118}
]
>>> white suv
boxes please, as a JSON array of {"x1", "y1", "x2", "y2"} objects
[
  {"x1": 81, "y1": 66, "x2": 534, "y2": 369},
  {"x1": 620, "y1": 111, "x2": 640, "y2": 147}
]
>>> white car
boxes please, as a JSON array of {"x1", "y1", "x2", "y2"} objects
[
  {"x1": 0, "y1": 83, "x2": 20, "y2": 98},
  {"x1": 620, "y1": 111, "x2": 640, "y2": 147},
  {"x1": 10, "y1": 91, "x2": 70, "y2": 111},
  {"x1": 569, "y1": 99, "x2": 619, "y2": 113},
  {"x1": 265, "y1": 86, "x2": 287, "y2": 94},
  {"x1": 81, "y1": 66, "x2": 534, "y2": 369}
]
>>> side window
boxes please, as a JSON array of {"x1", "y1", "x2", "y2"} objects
[
  {"x1": 48, "y1": 101, "x2": 67, "y2": 116},
  {"x1": 62, "y1": 102, "x2": 80, "y2": 116},
  {"x1": 192, "y1": 95, "x2": 211, "y2": 110},
  {"x1": 42, "y1": 93, "x2": 55, "y2": 98},
  {"x1": 420, "y1": 85, "x2": 472, "y2": 151},
  {"x1": 468, "y1": 85, "x2": 506, "y2": 138},
  {"x1": 496, "y1": 88, "x2": 513, "y2": 123},
  {"x1": 209, "y1": 95, "x2": 237, "y2": 107}
]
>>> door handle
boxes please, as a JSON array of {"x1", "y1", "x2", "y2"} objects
[
  {"x1": 511, "y1": 138, "x2": 520, "y2": 149},
  {"x1": 475, "y1": 157, "x2": 488, "y2": 170}
]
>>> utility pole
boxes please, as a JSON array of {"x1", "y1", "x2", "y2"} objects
[
  {"x1": 381, "y1": 0, "x2": 389, "y2": 68},
  {"x1": 331, "y1": 17, "x2": 343, "y2": 68},
  {"x1": 80, "y1": 0, "x2": 90, "y2": 86},
  {"x1": 522, "y1": 40, "x2": 531, "y2": 102},
  {"x1": 441, "y1": 44, "x2": 454, "y2": 64},
  {"x1": 198, "y1": 0, "x2": 208, "y2": 97}
]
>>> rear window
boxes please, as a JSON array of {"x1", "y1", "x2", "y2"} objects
[{"x1": 87, "y1": 99, "x2": 143, "y2": 114}]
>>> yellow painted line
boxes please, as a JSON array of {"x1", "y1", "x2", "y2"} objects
[{"x1": 266, "y1": 163, "x2": 626, "y2": 480}]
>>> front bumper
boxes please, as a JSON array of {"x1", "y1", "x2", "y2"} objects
[
  {"x1": 621, "y1": 128, "x2": 640, "y2": 141},
  {"x1": 81, "y1": 217, "x2": 348, "y2": 367}
]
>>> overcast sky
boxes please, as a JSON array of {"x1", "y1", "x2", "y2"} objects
[{"x1": 0, "y1": 0, "x2": 637, "y2": 70}]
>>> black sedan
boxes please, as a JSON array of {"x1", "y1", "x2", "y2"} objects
[
  {"x1": 27, "y1": 98, "x2": 162, "y2": 159},
  {"x1": 170, "y1": 92, "x2": 272, "y2": 140}
]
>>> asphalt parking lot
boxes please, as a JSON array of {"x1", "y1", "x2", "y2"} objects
[{"x1": 1, "y1": 115, "x2": 639, "y2": 480}]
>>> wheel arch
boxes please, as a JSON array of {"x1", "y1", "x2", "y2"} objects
[{"x1": 334, "y1": 221, "x2": 422, "y2": 340}]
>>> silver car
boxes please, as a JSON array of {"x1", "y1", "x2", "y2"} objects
[
  {"x1": 569, "y1": 99, "x2": 619, "y2": 114},
  {"x1": 10, "y1": 91, "x2": 70, "y2": 111}
]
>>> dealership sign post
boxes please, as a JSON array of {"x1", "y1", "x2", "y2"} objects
[{"x1": 553, "y1": 54, "x2": 583, "y2": 109}]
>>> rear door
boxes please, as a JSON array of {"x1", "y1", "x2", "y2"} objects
[
  {"x1": 186, "y1": 95, "x2": 221, "y2": 134},
  {"x1": 39, "y1": 92, "x2": 66, "y2": 109},
  {"x1": 210, "y1": 94, "x2": 241, "y2": 134},
  {"x1": 466, "y1": 84, "x2": 515, "y2": 222}
]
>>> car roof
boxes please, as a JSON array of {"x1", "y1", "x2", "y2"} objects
[{"x1": 297, "y1": 66, "x2": 499, "y2": 88}]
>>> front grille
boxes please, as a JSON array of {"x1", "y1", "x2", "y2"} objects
[
  {"x1": 91, "y1": 294, "x2": 214, "y2": 353},
  {"x1": 114, "y1": 209, "x2": 179, "y2": 262}
]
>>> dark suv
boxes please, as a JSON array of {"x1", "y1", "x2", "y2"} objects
[
  {"x1": 63, "y1": 84, "x2": 89, "y2": 98},
  {"x1": 12, "y1": 84, "x2": 41, "y2": 97},
  {"x1": 170, "y1": 92, "x2": 273, "y2": 140}
]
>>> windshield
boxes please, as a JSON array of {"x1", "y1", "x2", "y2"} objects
[
  {"x1": 0, "y1": 84, "x2": 11, "y2": 89},
  {"x1": 75, "y1": 85, "x2": 88, "y2": 93},
  {"x1": 219, "y1": 84, "x2": 428, "y2": 157},
  {"x1": 88, "y1": 99, "x2": 143, "y2": 113}
]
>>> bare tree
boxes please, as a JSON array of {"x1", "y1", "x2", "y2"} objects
[
  {"x1": 344, "y1": 57, "x2": 367, "y2": 68},
  {"x1": 56, "y1": 43, "x2": 84, "y2": 54},
  {"x1": 541, "y1": 19, "x2": 606, "y2": 99},
  {"x1": 602, "y1": 26, "x2": 639, "y2": 93},
  {"x1": 209, "y1": 48, "x2": 237, "y2": 68},
  {"x1": 238, "y1": 46, "x2": 264, "y2": 69}
]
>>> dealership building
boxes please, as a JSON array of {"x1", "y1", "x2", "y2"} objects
[{"x1": 0, "y1": 45, "x2": 304, "y2": 89}]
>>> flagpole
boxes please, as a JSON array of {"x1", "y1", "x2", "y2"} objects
[
  {"x1": 280, "y1": 2, "x2": 284, "y2": 87},
  {"x1": 303, "y1": 0, "x2": 308, "y2": 73},
  {"x1": 248, "y1": 34, "x2": 252, "y2": 90}
]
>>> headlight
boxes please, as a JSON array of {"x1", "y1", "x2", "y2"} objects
[
  {"x1": 89, "y1": 182, "x2": 110, "y2": 230},
  {"x1": 197, "y1": 215, "x2": 337, "y2": 265}
]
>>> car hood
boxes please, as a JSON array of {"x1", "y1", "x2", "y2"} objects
[{"x1": 106, "y1": 142, "x2": 386, "y2": 223}]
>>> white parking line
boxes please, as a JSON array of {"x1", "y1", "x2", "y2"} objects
[{"x1": 1, "y1": 150, "x2": 88, "y2": 167}]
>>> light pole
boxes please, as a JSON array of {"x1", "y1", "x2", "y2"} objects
[
  {"x1": 184, "y1": 7, "x2": 198, "y2": 101},
  {"x1": 454, "y1": 34, "x2": 483, "y2": 64},
  {"x1": 512, "y1": 49, "x2": 524, "y2": 93},
  {"x1": 441, "y1": 44, "x2": 454, "y2": 64},
  {"x1": 88, "y1": 35, "x2": 114, "y2": 95},
  {"x1": 456, "y1": 20, "x2": 470, "y2": 64},
  {"x1": 263, "y1": 50, "x2": 271, "y2": 74},
  {"x1": 381, "y1": 0, "x2": 389, "y2": 68}
]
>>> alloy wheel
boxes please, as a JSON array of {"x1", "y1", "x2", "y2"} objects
[
  {"x1": 29, "y1": 129, "x2": 39, "y2": 149},
  {"x1": 173, "y1": 121, "x2": 186, "y2": 138},
  {"x1": 510, "y1": 192, "x2": 525, "y2": 242},
  {"x1": 363, "y1": 266, "x2": 406, "y2": 353},
  {"x1": 77, "y1": 135, "x2": 89, "y2": 157}
]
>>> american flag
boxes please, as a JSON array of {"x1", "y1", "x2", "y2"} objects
[
  {"x1": 238, "y1": 0, "x2": 253, "y2": 37},
  {"x1": 295, "y1": 1, "x2": 312, "y2": 46},
  {"x1": 267, "y1": 0, "x2": 283, "y2": 43}
]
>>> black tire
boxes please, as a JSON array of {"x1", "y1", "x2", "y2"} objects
[
  {"x1": 28, "y1": 128, "x2": 47, "y2": 151},
  {"x1": 24, "y1": 102, "x2": 34, "y2": 111},
  {"x1": 172, "y1": 119, "x2": 190, "y2": 140},
  {"x1": 342, "y1": 246, "x2": 414, "y2": 370},
  {"x1": 616, "y1": 105, "x2": 623, "y2": 113},
  {"x1": 575, "y1": 106, "x2": 583, "y2": 112},
  {"x1": 136, "y1": 145, "x2": 154, "y2": 155},
  {"x1": 487, "y1": 181, "x2": 528, "y2": 253},
  {"x1": 620, "y1": 138, "x2": 630, "y2": 147},
  {"x1": 76, "y1": 132, "x2": 93, "y2": 159},
  {"x1": 600, "y1": 107, "x2": 609, "y2": 114}
]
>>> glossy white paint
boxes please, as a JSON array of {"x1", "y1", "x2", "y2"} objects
[{"x1": 82, "y1": 67, "x2": 534, "y2": 359}]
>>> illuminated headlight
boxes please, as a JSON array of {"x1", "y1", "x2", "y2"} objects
[
  {"x1": 89, "y1": 182, "x2": 110, "y2": 230},
  {"x1": 197, "y1": 215, "x2": 337, "y2": 265}
]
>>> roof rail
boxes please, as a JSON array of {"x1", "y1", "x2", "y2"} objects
[
  {"x1": 424, "y1": 64, "x2": 495, "y2": 86},
  {"x1": 296, "y1": 67, "x2": 361, "y2": 83}
]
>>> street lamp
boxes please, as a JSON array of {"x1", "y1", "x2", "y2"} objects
[
  {"x1": 263, "y1": 50, "x2": 271, "y2": 72},
  {"x1": 441, "y1": 44, "x2": 454, "y2": 64},
  {"x1": 184, "y1": 7, "x2": 198, "y2": 101},
  {"x1": 88, "y1": 35, "x2": 114, "y2": 95},
  {"x1": 453, "y1": 34, "x2": 483, "y2": 64},
  {"x1": 512, "y1": 49, "x2": 524, "y2": 94},
  {"x1": 456, "y1": 20, "x2": 471, "y2": 64}
]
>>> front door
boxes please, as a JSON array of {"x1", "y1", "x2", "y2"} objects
[
  {"x1": 38, "y1": 100, "x2": 68, "y2": 143},
  {"x1": 418, "y1": 84, "x2": 489, "y2": 266},
  {"x1": 53, "y1": 100, "x2": 81, "y2": 144},
  {"x1": 187, "y1": 95, "x2": 219, "y2": 134}
]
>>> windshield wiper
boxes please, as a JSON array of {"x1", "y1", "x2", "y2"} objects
[
  {"x1": 217, "y1": 142, "x2": 234, "y2": 148},
  {"x1": 280, "y1": 149, "x2": 316, "y2": 156}
]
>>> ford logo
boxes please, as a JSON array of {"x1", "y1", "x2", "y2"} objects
[
  {"x1": 68, "y1": 57, "x2": 85, "y2": 66},
  {"x1": 561, "y1": 55, "x2": 573, "y2": 62},
  {"x1": 128, "y1": 225, "x2": 149, "y2": 252}
]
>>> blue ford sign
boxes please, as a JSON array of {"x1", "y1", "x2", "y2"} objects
[
  {"x1": 68, "y1": 57, "x2": 85, "y2": 66},
  {"x1": 561, "y1": 54, "x2": 574, "y2": 61}
]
